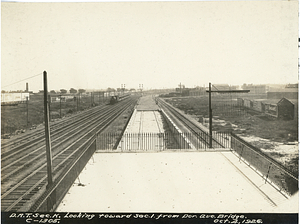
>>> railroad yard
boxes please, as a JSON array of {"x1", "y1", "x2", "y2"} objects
[{"x1": 1, "y1": 94, "x2": 298, "y2": 213}]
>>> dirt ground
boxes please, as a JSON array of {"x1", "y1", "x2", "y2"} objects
[{"x1": 164, "y1": 95, "x2": 298, "y2": 174}]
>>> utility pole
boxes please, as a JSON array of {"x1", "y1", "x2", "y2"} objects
[
  {"x1": 59, "y1": 95, "x2": 62, "y2": 118},
  {"x1": 121, "y1": 84, "x2": 125, "y2": 94},
  {"x1": 79, "y1": 92, "x2": 81, "y2": 109},
  {"x1": 43, "y1": 71, "x2": 53, "y2": 188},
  {"x1": 73, "y1": 96, "x2": 76, "y2": 111},
  {"x1": 77, "y1": 95, "x2": 79, "y2": 111},
  {"x1": 179, "y1": 82, "x2": 182, "y2": 94},
  {"x1": 208, "y1": 83, "x2": 212, "y2": 148},
  {"x1": 139, "y1": 84, "x2": 143, "y2": 95},
  {"x1": 26, "y1": 96, "x2": 29, "y2": 127},
  {"x1": 206, "y1": 83, "x2": 250, "y2": 148},
  {"x1": 48, "y1": 95, "x2": 52, "y2": 121},
  {"x1": 90, "y1": 92, "x2": 92, "y2": 107}
]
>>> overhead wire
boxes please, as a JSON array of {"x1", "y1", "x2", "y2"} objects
[{"x1": 1, "y1": 72, "x2": 43, "y2": 89}]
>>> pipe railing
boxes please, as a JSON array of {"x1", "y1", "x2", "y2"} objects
[
  {"x1": 230, "y1": 133, "x2": 298, "y2": 196},
  {"x1": 96, "y1": 132, "x2": 231, "y2": 151}
]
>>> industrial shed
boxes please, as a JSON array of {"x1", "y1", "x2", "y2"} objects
[
  {"x1": 276, "y1": 98, "x2": 295, "y2": 120},
  {"x1": 262, "y1": 98, "x2": 294, "y2": 120}
]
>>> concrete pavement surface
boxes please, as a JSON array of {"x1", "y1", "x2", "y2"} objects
[{"x1": 56, "y1": 151, "x2": 297, "y2": 213}]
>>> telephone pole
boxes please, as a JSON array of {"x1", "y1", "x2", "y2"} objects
[
  {"x1": 208, "y1": 83, "x2": 212, "y2": 148},
  {"x1": 43, "y1": 71, "x2": 53, "y2": 187},
  {"x1": 206, "y1": 83, "x2": 249, "y2": 148},
  {"x1": 59, "y1": 95, "x2": 62, "y2": 118},
  {"x1": 26, "y1": 96, "x2": 29, "y2": 127}
]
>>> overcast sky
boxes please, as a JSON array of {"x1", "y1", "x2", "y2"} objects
[{"x1": 1, "y1": 1, "x2": 298, "y2": 92}]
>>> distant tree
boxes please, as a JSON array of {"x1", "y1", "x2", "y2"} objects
[
  {"x1": 107, "y1": 88, "x2": 116, "y2": 92},
  {"x1": 78, "y1": 89, "x2": 86, "y2": 94},
  {"x1": 1, "y1": 90, "x2": 6, "y2": 93},
  {"x1": 60, "y1": 89, "x2": 67, "y2": 94},
  {"x1": 39, "y1": 90, "x2": 44, "y2": 93},
  {"x1": 70, "y1": 88, "x2": 77, "y2": 94},
  {"x1": 50, "y1": 90, "x2": 56, "y2": 94},
  {"x1": 107, "y1": 88, "x2": 114, "y2": 92}
]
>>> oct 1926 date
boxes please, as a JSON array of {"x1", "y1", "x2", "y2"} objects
[{"x1": 213, "y1": 218, "x2": 263, "y2": 224}]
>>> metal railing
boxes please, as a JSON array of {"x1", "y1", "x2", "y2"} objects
[
  {"x1": 30, "y1": 136, "x2": 96, "y2": 212},
  {"x1": 96, "y1": 132, "x2": 231, "y2": 151},
  {"x1": 230, "y1": 133, "x2": 298, "y2": 196}
]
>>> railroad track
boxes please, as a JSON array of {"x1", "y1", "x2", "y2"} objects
[
  {"x1": 1, "y1": 105, "x2": 114, "y2": 168},
  {"x1": 1, "y1": 102, "x2": 110, "y2": 154},
  {"x1": 157, "y1": 98, "x2": 225, "y2": 149},
  {"x1": 1, "y1": 96, "x2": 138, "y2": 211}
]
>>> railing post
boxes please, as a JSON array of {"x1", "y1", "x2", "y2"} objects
[
  {"x1": 239, "y1": 144, "x2": 244, "y2": 162},
  {"x1": 265, "y1": 163, "x2": 272, "y2": 183},
  {"x1": 95, "y1": 132, "x2": 98, "y2": 151}
]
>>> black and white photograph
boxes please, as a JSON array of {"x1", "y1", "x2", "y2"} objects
[{"x1": 1, "y1": 0, "x2": 299, "y2": 223}]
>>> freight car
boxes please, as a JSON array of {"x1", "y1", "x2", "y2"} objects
[
  {"x1": 109, "y1": 93, "x2": 131, "y2": 105},
  {"x1": 252, "y1": 100, "x2": 265, "y2": 113},
  {"x1": 238, "y1": 97, "x2": 294, "y2": 120}
]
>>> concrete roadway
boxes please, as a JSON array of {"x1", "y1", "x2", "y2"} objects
[{"x1": 56, "y1": 151, "x2": 297, "y2": 213}]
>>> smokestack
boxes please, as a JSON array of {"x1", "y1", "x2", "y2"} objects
[{"x1": 26, "y1": 83, "x2": 28, "y2": 92}]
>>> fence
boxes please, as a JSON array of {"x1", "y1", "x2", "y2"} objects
[
  {"x1": 230, "y1": 133, "x2": 298, "y2": 196},
  {"x1": 160, "y1": 108, "x2": 192, "y2": 149},
  {"x1": 96, "y1": 132, "x2": 231, "y2": 151},
  {"x1": 30, "y1": 136, "x2": 96, "y2": 212}
]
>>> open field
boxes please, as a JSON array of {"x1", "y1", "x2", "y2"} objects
[
  {"x1": 164, "y1": 95, "x2": 298, "y2": 174},
  {"x1": 1, "y1": 94, "x2": 110, "y2": 136}
]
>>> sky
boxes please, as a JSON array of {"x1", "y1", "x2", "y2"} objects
[{"x1": 1, "y1": 1, "x2": 299, "y2": 92}]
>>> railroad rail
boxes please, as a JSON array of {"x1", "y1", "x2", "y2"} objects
[
  {"x1": 157, "y1": 97, "x2": 227, "y2": 149},
  {"x1": 1, "y1": 102, "x2": 110, "y2": 153},
  {"x1": 1, "y1": 96, "x2": 138, "y2": 211}
]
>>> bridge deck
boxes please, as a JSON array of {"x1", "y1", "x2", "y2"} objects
[{"x1": 56, "y1": 151, "x2": 297, "y2": 213}]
